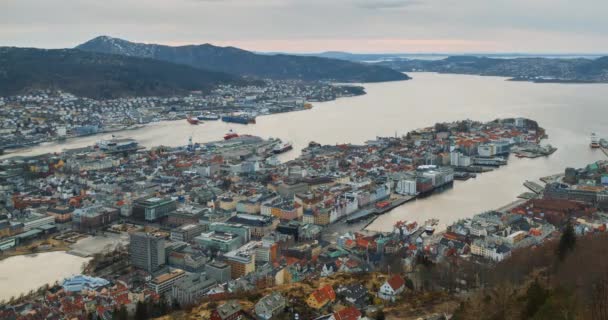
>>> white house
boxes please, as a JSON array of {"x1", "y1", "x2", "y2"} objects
[{"x1": 378, "y1": 275, "x2": 406, "y2": 301}]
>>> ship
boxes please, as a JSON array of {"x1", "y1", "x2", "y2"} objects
[
  {"x1": 221, "y1": 114, "x2": 256, "y2": 125},
  {"x1": 272, "y1": 141, "x2": 293, "y2": 154},
  {"x1": 197, "y1": 113, "x2": 220, "y2": 121},
  {"x1": 224, "y1": 130, "x2": 239, "y2": 140},
  {"x1": 591, "y1": 132, "x2": 600, "y2": 148},
  {"x1": 187, "y1": 116, "x2": 200, "y2": 125},
  {"x1": 96, "y1": 137, "x2": 140, "y2": 153}
]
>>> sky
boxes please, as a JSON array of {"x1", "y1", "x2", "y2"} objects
[{"x1": 1, "y1": 0, "x2": 608, "y2": 53}]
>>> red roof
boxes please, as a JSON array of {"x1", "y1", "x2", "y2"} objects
[
  {"x1": 311, "y1": 285, "x2": 336, "y2": 304},
  {"x1": 387, "y1": 275, "x2": 405, "y2": 291},
  {"x1": 333, "y1": 306, "x2": 362, "y2": 320}
]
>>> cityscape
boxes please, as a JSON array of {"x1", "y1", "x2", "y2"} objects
[{"x1": 2, "y1": 1, "x2": 608, "y2": 320}]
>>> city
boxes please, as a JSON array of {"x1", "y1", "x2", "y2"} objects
[{"x1": 2, "y1": 1, "x2": 608, "y2": 320}]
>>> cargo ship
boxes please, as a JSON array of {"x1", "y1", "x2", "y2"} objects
[
  {"x1": 221, "y1": 115, "x2": 256, "y2": 125},
  {"x1": 224, "y1": 130, "x2": 239, "y2": 140},
  {"x1": 187, "y1": 116, "x2": 200, "y2": 125},
  {"x1": 591, "y1": 133, "x2": 600, "y2": 148},
  {"x1": 272, "y1": 141, "x2": 293, "y2": 154},
  {"x1": 197, "y1": 113, "x2": 220, "y2": 121}
]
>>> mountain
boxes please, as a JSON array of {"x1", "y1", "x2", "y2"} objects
[
  {"x1": 374, "y1": 55, "x2": 608, "y2": 82},
  {"x1": 76, "y1": 36, "x2": 410, "y2": 82},
  {"x1": 0, "y1": 47, "x2": 246, "y2": 99}
]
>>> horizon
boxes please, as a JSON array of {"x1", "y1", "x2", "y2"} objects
[{"x1": 3, "y1": 35, "x2": 608, "y2": 57}]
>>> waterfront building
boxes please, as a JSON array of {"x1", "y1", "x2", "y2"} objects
[
  {"x1": 129, "y1": 232, "x2": 166, "y2": 273},
  {"x1": 62, "y1": 275, "x2": 110, "y2": 292}
]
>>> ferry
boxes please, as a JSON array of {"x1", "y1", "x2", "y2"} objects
[
  {"x1": 272, "y1": 141, "x2": 293, "y2": 154},
  {"x1": 222, "y1": 114, "x2": 256, "y2": 125},
  {"x1": 197, "y1": 113, "x2": 220, "y2": 121},
  {"x1": 187, "y1": 116, "x2": 200, "y2": 125},
  {"x1": 591, "y1": 133, "x2": 600, "y2": 148},
  {"x1": 224, "y1": 130, "x2": 239, "y2": 140}
]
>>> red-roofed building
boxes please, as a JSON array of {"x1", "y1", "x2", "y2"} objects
[
  {"x1": 331, "y1": 306, "x2": 362, "y2": 320},
  {"x1": 378, "y1": 275, "x2": 406, "y2": 301},
  {"x1": 306, "y1": 284, "x2": 336, "y2": 309}
]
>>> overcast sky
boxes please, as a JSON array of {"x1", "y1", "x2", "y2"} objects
[{"x1": 2, "y1": 0, "x2": 607, "y2": 53}]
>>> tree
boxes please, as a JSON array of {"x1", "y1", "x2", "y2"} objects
[
  {"x1": 118, "y1": 305, "x2": 129, "y2": 320},
  {"x1": 557, "y1": 222, "x2": 576, "y2": 261},
  {"x1": 135, "y1": 301, "x2": 148, "y2": 320},
  {"x1": 522, "y1": 280, "x2": 548, "y2": 319}
]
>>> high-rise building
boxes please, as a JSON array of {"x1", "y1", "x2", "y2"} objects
[{"x1": 129, "y1": 232, "x2": 166, "y2": 273}]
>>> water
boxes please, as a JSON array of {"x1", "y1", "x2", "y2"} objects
[
  {"x1": 0, "y1": 252, "x2": 89, "y2": 301},
  {"x1": 3, "y1": 73, "x2": 608, "y2": 232}
]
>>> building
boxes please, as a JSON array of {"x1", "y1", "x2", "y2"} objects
[
  {"x1": 72, "y1": 205, "x2": 119, "y2": 232},
  {"x1": 378, "y1": 275, "x2": 406, "y2": 301},
  {"x1": 255, "y1": 292, "x2": 286, "y2": 320},
  {"x1": 205, "y1": 260, "x2": 232, "y2": 283},
  {"x1": 195, "y1": 231, "x2": 242, "y2": 253},
  {"x1": 132, "y1": 197, "x2": 177, "y2": 221},
  {"x1": 148, "y1": 269, "x2": 187, "y2": 295},
  {"x1": 209, "y1": 222, "x2": 251, "y2": 244},
  {"x1": 306, "y1": 285, "x2": 336, "y2": 309},
  {"x1": 210, "y1": 300, "x2": 243, "y2": 320},
  {"x1": 227, "y1": 214, "x2": 275, "y2": 238},
  {"x1": 331, "y1": 306, "x2": 362, "y2": 320},
  {"x1": 171, "y1": 273, "x2": 216, "y2": 305},
  {"x1": 170, "y1": 224, "x2": 205, "y2": 242},
  {"x1": 224, "y1": 242, "x2": 259, "y2": 279},
  {"x1": 62, "y1": 275, "x2": 110, "y2": 292},
  {"x1": 129, "y1": 232, "x2": 166, "y2": 273},
  {"x1": 46, "y1": 205, "x2": 74, "y2": 223}
]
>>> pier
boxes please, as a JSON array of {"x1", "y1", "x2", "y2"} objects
[{"x1": 524, "y1": 180, "x2": 545, "y2": 194}]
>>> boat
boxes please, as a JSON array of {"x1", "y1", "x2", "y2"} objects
[
  {"x1": 222, "y1": 115, "x2": 256, "y2": 125},
  {"x1": 187, "y1": 116, "x2": 200, "y2": 125},
  {"x1": 424, "y1": 225, "x2": 436, "y2": 235},
  {"x1": 303, "y1": 103, "x2": 313, "y2": 110},
  {"x1": 224, "y1": 130, "x2": 239, "y2": 140},
  {"x1": 591, "y1": 133, "x2": 600, "y2": 148},
  {"x1": 272, "y1": 141, "x2": 293, "y2": 154},
  {"x1": 197, "y1": 113, "x2": 220, "y2": 121}
]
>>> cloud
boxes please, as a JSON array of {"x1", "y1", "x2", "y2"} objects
[{"x1": 354, "y1": 0, "x2": 422, "y2": 9}]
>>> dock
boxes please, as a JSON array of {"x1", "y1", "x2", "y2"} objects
[
  {"x1": 524, "y1": 180, "x2": 545, "y2": 194},
  {"x1": 346, "y1": 195, "x2": 416, "y2": 224}
]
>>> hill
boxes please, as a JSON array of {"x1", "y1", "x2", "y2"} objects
[
  {"x1": 0, "y1": 47, "x2": 246, "y2": 99},
  {"x1": 375, "y1": 55, "x2": 608, "y2": 82},
  {"x1": 76, "y1": 36, "x2": 410, "y2": 83}
]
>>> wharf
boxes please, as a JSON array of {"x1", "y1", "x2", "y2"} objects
[
  {"x1": 540, "y1": 173, "x2": 563, "y2": 184},
  {"x1": 524, "y1": 180, "x2": 545, "y2": 194},
  {"x1": 346, "y1": 195, "x2": 416, "y2": 224}
]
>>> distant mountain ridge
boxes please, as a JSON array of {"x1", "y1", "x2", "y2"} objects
[
  {"x1": 0, "y1": 47, "x2": 246, "y2": 99},
  {"x1": 76, "y1": 36, "x2": 410, "y2": 82},
  {"x1": 373, "y1": 55, "x2": 608, "y2": 83}
]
